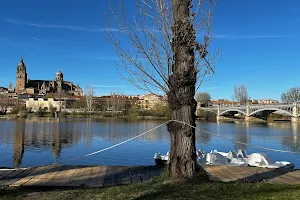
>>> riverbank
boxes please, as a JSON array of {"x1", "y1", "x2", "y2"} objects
[
  {"x1": 1, "y1": 113, "x2": 169, "y2": 121},
  {"x1": 1, "y1": 172, "x2": 300, "y2": 200}
]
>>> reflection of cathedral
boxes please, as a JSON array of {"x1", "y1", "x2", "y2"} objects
[
  {"x1": 52, "y1": 123, "x2": 61, "y2": 159},
  {"x1": 15, "y1": 58, "x2": 83, "y2": 96},
  {"x1": 13, "y1": 120, "x2": 25, "y2": 167}
]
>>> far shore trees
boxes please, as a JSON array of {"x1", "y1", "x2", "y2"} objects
[
  {"x1": 233, "y1": 85, "x2": 249, "y2": 105},
  {"x1": 281, "y1": 87, "x2": 300, "y2": 103},
  {"x1": 85, "y1": 85, "x2": 94, "y2": 112},
  {"x1": 0, "y1": 94, "x2": 8, "y2": 114},
  {"x1": 106, "y1": 0, "x2": 219, "y2": 179},
  {"x1": 195, "y1": 92, "x2": 211, "y2": 107}
]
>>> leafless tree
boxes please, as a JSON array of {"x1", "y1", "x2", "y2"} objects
[
  {"x1": 233, "y1": 85, "x2": 249, "y2": 105},
  {"x1": 106, "y1": 0, "x2": 219, "y2": 179},
  {"x1": 281, "y1": 87, "x2": 300, "y2": 103},
  {"x1": 85, "y1": 85, "x2": 94, "y2": 112},
  {"x1": 109, "y1": 92, "x2": 127, "y2": 114},
  {"x1": 0, "y1": 94, "x2": 8, "y2": 114},
  {"x1": 195, "y1": 92, "x2": 211, "y2": 107}
]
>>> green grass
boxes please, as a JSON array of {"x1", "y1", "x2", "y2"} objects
[{"x1": 1, "y1": 172, "x2": 300, "y2": 200}]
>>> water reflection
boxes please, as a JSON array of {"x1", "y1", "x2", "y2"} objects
[
  {"x1": 273, "y1": 123, "x2": 300, "y2": 153},
  {"x1": 233, "y1": 122, "x2": 250, "y2": 151},
  {"x1": 196, "y1": 131, "x2": 211, "y2": 144},
  {"x1": 1, "y1": 118, "x2": 300, "y2": 168},
  {"x1": 13, "y1": 120, "x2": 25, "y2": 167}
]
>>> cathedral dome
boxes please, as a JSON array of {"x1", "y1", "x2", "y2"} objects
[
  {"x1": 56, "y1": 69, "x2": 64, "y2": 81},
  {"x1": 17, "y1": 58, "x2": 26, "y2": 72},
  {"x1": 56, "y1": 69, "x2": 62, "y2": 75}
]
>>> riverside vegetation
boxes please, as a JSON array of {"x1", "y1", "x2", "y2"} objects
[{"x1": 1, "y1": 101, "x2": 171, "y2": 119}]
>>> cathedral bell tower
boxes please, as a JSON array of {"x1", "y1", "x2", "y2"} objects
[
  {"x1": 55, "y1": 69, "x2": 64, "y2": 93},
  {"x1": 15, "y1": 58, "x2": 27, "y2": 93}
]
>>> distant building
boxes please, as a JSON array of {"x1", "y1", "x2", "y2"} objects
[
  {"x1": 139, "y1": 93, "x2": 167, "y2": 110},
  {"x1": 94, "y1": 94, "x2": 140, "y2": 111},
  {"x1": 211, "y1": 99, "x2": 239, "y2": 106},
  {"x1": 258, "y1": 99, "x2": 279, "y2": 104},
  {"x1": 0, "y1": 86, "x2": 8, "y2": 94},
  {"x1": 26, "y1": 98, "x2": 62, "y2": 112},
  {"x1": 94, "y1": 93, "x2": 167, "y2": 111},
  {"x1": 15, "y1": 58, "x2": 83, "y2": 96}
]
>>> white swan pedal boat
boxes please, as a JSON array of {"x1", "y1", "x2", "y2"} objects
[{"x1": 153, "y1": 149, "x2": 295, "y2": 169}]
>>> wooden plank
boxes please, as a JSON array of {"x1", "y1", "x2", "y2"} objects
[
  {"x1": 3, "y1": 168, "x2": 37, "y2": 186},
  {"x1": 219, "y1": 166, "x2": 239, "y2": 182},
  {"x1": 11, "y1": 165, "x2": 55, "y2": 187},
  {"x1": 23, "y1": 165, "x2": 61, "y2": 187},
  {"x1": 103, "y1": 166, "x2": 115, "y2": 187},
  {"x1": 112, "y1": 166, "x2": 129, "y2": 186},
  {"x1": 208, "y1": 166, "x2": 235, "y2": 182},
  {"x1": 220, "y1": 166, "x2": 250, "y2": 182},
  {"x1": 139, "y1": 166, "x2": 150, "y2": 183},
  {"x1": 0, "y1": 170, "x2": 16, "y2": 180},
  {"x1": 0, "y1": 169, "x2": 25, "y2": 185},
  {"x1": 67, "y1": 167, "x2": 93, "y2": 187},
  {"x1": 269, "y1": 176, "x2": 297, "y2": 185},
  {"x1": 120, "y1": 167, "x2": 131, "y2": 185},
  {"x1": 64, "y1": 168, "x2": 84, "y2": 187},
  {"x1": 27, "y1": 166, "x2": 72, "y2": 187},
  {"x1": 129, "y1": 166, "x2": 141, "y2": 184},
  {"x1": 2, "y1": 165, "x2": 300, "y2": 187},
  {"x1": 0, "y1": 171, "x2": 6, "y2": 177},
  {"x1": 85, "y1": 166, "x2": 107, "y2": 187},
  {"x1": 46, "y1": 167, "x2": 78, "y2": 187},
  {"x1": 229, "y1": 166, "x2": 264, "y2": 182},
  {"x1": 283, "y1": 170, "x2": 300, "y2": 179},
  {"x1": 203, "y1": 166, "x2": 300, "y2": 184},
  {"x1": 145, "y1": 166, "x2": 158, "y2": 178}
]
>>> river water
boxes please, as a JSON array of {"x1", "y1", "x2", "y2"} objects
[{"x1": 0, "y1": 118, "x2": 300, "y2": 168}]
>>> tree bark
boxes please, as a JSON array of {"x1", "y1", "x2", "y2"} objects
[{"x1": 167, "y1": 0, "x2": 197, "y2": 179}]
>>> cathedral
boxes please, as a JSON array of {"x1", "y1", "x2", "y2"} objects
[{"x1": 15, "y1": 58, "x2": 83, "y2": 96}]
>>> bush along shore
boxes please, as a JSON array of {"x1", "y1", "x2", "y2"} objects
[{"x1": 1, "y1": 104, "x2": 171, "y2": 120}]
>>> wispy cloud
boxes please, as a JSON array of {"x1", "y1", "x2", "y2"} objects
[
  {"x1": 91, "y1": 85, "x2": 127, "y2": 88},
  {"x1": 4, "y1": 18, "x2": 119, "y2": 32},
  {"x1": 30, "y1": 37, "x2": 40, "y2": 41},
  {"x1": 214, "y1": 34, "x2": 293, "y2": 40}
]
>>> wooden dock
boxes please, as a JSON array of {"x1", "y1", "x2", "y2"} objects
[
  {"x1": 2, "y1": 164, "x2": 300, "y2": 187},
  {"x1": 0, "y1": 165, "x2": 164, "y2": 187},
  {"x1": 202, "y1": 165, "x2": 300, "y2": 185}
]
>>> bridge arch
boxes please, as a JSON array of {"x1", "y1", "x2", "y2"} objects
[
  {"x1": 250, "y1": 108, "x2": 293, "y2": 117},
  {"x1": 220, "y1": 109, "x2": 246, "y2": 116}
]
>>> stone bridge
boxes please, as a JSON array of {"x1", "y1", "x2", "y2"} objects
[{"x1": 198, "y1": 103, "x2": 300, "y2": 122}]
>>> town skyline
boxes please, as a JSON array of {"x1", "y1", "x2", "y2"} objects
[
  {"x1": 0, "y1": 56, "x2": 296, "y2": 102},
  {"x1": 1, "y1": 0, "x2": 300, "y2": 99}
]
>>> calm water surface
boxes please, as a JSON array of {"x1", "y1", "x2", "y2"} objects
[{"x1": 0, "y1": 118, "x2": 300, "y2": 168}]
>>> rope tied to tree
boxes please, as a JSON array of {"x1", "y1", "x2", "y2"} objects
[{"x1": 55, "y1": 120, "x2": 300, "y2": 165}]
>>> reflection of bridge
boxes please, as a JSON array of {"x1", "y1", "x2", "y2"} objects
[{"x1": 198, "y1": 103, "x2": 300, "y2": 122}]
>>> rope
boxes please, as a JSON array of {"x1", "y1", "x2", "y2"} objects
[
  {"x1": 58, "y1": 121, "x2": 169, "y2": 164},
  {"x1": 58, "y1": 119, "x2": 299, "y2": 164},
  {"x1": 171, "y1": 120, "x2": 300, "y2": 154}
]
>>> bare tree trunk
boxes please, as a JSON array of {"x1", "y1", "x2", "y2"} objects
[{"x1": 167, "y1": 0, "x2": 197, "y2": 179}]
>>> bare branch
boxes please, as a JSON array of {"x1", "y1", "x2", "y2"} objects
[{"x1": 106, "y1": 0, "x2": 220, "y2": 95}]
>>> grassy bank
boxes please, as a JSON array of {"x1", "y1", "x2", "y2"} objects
[{"x1": 1, "y1": 172, "x2": 300, "y2": 200}]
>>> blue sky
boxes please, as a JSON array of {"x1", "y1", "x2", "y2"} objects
[{"x1": 0, "y1": 0, "x2": 299, "y2": 100}]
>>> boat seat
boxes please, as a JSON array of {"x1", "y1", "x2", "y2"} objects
[{"x1": 237, "y1": 149, "x2": 248, "y2": 159}]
